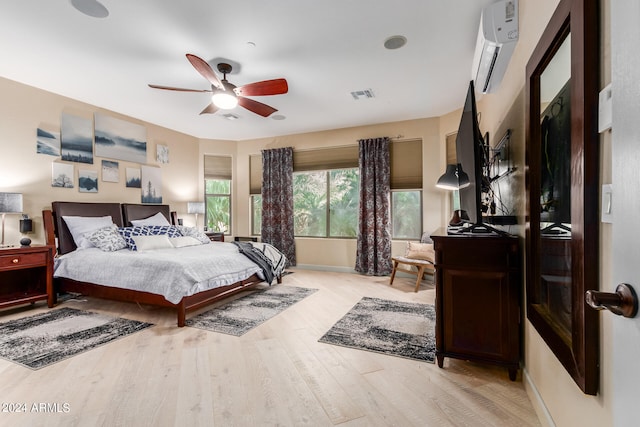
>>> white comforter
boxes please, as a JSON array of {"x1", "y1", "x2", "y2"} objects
[{"x1": 54, "y1": 242, "x2": 269, "y2": 304}]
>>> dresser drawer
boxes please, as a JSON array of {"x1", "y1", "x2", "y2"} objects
[{"x1": 0, "y1": 251, "x2": 48, "y2": 269}]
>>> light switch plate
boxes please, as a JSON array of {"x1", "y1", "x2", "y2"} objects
[
  {"x1": 598, "y1": 83, "x2": 612, "y2": 133},
  {"x1": 601, "y1": 184, "x2": 613, "y2": 223}
]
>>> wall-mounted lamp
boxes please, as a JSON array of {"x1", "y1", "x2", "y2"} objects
[
  {"x1": 0, "y1": 192, "x2": 23, "y2": 248},
  {"x1": 187, "y1": 202, "x2": 205, "y2": 231},
  {"x1": 436, "y1": 163, "x2": 470, "y2": 190}
]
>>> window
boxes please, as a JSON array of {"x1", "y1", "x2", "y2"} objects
[
  {"x1": 391, "y1": 190, "x2": 422, "y2": 239},
  {"x1": 205, "y1": 179, "x2": 230, "y2": 233},
  {"x1": 293, "y1": 168, "x2": 359, "y2": 237},
  {"x1": 204, "y1": 155, "x2": 231, "y2": 234},
  {"x1": 250, "y1": 140, "x2": 423, "y2": 239}
]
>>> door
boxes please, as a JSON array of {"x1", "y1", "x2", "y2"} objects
[{"x1": 610, "y1": 1, "x2": 640, "y2": 425}]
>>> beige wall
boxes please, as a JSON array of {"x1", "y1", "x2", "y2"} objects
[{"x1": 0, "y1": 77, "x2": 201, "y2": 245}]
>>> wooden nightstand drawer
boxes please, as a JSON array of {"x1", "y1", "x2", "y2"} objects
[{"x1": 0, "y1": 251, "x2": 47, "y2": 270}]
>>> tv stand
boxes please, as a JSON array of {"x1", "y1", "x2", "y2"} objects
[{"x1": 431, "y1": 228, "x2": 521, "y2": 380}]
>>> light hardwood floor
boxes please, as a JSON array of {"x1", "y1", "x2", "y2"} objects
[{"x1": 0, "y1": 269, "x2": 541, "y2": 427}]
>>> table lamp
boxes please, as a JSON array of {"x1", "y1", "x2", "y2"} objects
[
  {"x1": 187, "y1": 201, "x2": 205, "y2": 231},
  {"x1": 0, "y1": 192, "x2": 23, "y2": 248}
]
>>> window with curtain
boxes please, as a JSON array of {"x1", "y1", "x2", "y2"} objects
[
  {"x1": 390, "y1": 139, "x2": 423, "y2": 240},
  {"x1": 249, "y1": 140, "x2": 422, "y2": 238},
  {"x1": 204, "y1": 155, "x2": 232, "y2": 234}
]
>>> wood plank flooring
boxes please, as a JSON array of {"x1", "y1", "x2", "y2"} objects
[{"x1": 0, "y1": 269, "x2": 541, "y2": 427}]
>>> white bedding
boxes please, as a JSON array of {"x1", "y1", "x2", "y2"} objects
[{"x1": 54, "y1": 242, "x2": 269, "y2": 304}]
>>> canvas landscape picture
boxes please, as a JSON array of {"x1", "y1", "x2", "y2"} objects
[
  {"x1": 51, "y1": 162, "x2": 74, "y2": 188},
  {"x1": 141, "y1": 165, "x2": 162, "y2": 203},
  {"x1": 94, "y1": 113, "x2": 147, "y2": 164},
  {"x1": 78, "y1": 170, "x2": 98, "y2": 193},
  {"x1": 36, "y1": 128, "x2": 60, "y2": 156},
  {"x1": 101, "y1": 160, "x2": 119, "y2": 183},
  {"x1": 126, "y1": 167, "x2": 141, "y2": 188},
  {"x1": 61, "y1": 114, "x2": 93, "y2": 164}
]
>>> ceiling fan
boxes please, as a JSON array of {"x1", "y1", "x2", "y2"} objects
[{"x1": 148, "y1": 54, "x2": 288, "y2": 117}]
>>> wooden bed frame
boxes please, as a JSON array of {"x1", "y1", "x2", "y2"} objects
[{"x1": 43, "y1": 201, "x2": 278, "y2": 326}]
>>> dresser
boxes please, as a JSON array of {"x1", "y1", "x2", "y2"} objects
[
  {"x1": 431, "y1": 228, "x2": 521, "y2": 380},
  {"x1": 0, "y1": 245, "x2": 54, "y2": 309}
]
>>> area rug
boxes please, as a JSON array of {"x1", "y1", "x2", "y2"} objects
[
  {"x1": 186, "y1": 285, "x2": 317, "y2": 336},
  {"x1": 318, "y1": 297, "x2": 436, "y2": 363},
  {"x1": 0, "y1": 308, "x2": 153, "y2": 370}
]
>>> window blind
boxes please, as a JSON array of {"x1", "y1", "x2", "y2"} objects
[
  {"x1": 390, "y1": 139, "x2": 422, "y2": 189},
  {"x1": 204, "y1": 155, "x2": 232, "y2": 180}
]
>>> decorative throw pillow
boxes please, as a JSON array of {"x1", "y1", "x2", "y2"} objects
[
  {"x1": 169, "y1": 236, "x2": 203, "y2": 248},
  {"x1": 62, "y1": 215, "x2": 114, "y2": 249},
  {"x1": 86, "y1": 225, "x2": 128, "y2": 252},
  {"x1": 132, "y1": 235, "x2": 174, "y2": 251},
  {"x1": 176, "y1": 226, "x2": 211, "y2": 244},
  {"x1": 145, "y1": 225, "x2": 182, "y2": 238},
  {"x1": 130, "y1": 212, "x2": 171, "y2": 227},
  {"x1": 118, "y1": 225, "x2": 182, "y2": 250},
  {"x1": 405, "y1": 241, "x2": 435, "y2": 261}
]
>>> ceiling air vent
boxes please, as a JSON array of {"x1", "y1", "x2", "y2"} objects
[
  {"x1": 351, "y1": 89, "x2": 375, "y2": 100},
  {"x1": 222, "y1": 113, "x2": 239, "y2": 120}
]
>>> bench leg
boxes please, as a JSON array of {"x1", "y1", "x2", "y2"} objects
[
  {"x1": 414, "y1": 266, "x2": 425, "y2": 292},
  {"x1": 389, "y1": 260, "x2": 399, "y2": 285}
]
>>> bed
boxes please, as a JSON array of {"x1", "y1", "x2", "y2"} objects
[{"x1": 43, "y1": 201, "x2": 285, "y2": 326}]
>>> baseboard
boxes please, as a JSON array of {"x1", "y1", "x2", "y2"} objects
[
  {"x1": 293, "y1": 264, "x2": 358, "y2": 274},
  {"x1": 523, "y1": 367, "x2": 556, "y2": 427}
]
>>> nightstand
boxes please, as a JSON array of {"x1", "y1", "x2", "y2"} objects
[
  {"x1": 205, "y1": 232, "x2": 224, "y2": 242},
  {"x1": 0, "y1": 245, "x2": 54, "y2": 310}
]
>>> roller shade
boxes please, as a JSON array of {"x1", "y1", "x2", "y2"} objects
[
  {"x1": 390, "y1": 139, "x2": 423, "y2": 189},
  {"x1": 204, "y1": 155, "x2": 232, "y2": 180},
  {"x1": 292, "y1": 145, "x2": 359, "y2": 172},
  {"x1": 249, "y1": 154, "x2": 262, "y2": 195}
]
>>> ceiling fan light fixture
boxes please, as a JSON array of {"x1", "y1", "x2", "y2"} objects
[{"x1": 212, "y1": 90, "x2": 238, "y2": 109}]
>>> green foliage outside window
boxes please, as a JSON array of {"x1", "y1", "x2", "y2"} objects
[
  {"x1": 205, "y1": 179, "x2": 230, "y2": 233},
  {"x1": 391, "y1": 190, "x2": 422, "y2": 239}
]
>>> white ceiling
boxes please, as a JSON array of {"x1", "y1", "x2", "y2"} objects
[{"x1": 0, "y1": 0, "x2": 496, "y2": 141}]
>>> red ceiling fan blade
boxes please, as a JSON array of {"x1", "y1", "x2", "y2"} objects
[
  {"x1": 186, "y1": 54, "x2": 224, "y2": 90},
  {"x1": 237, "y1": 97, "x2": 278, "y2": 117},
  {"x1": 235, "y1": 79, "x2": 288, "y2": 96},
  {"x1": 199, "y1": 103, "x2": 220, "y2": 115},
  {"x1": 148, "y1": 84, "x2": 212, "y2": 93}
]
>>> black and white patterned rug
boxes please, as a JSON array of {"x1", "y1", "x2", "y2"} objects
[
  {"x1": 319, "y1": 297, "x2": 436, "y2": 363},
  {"x1": 186, "y1": 285, "x2": 318, "y2": 336},
  {"x1": 0, "y1": 307, "x2": 153, "y2": 370}
]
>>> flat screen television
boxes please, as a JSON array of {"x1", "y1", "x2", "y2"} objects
[{"x1": 455, "y1": 80, "x2": 489, "y2": 230}]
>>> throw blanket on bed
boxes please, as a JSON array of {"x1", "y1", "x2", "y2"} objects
[{"x1": 232, "y1": 241, "x2": 287, "y2": 284}]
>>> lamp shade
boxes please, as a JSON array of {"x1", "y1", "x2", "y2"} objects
[
  {"x1": 436, "y1": 164, "x2": 470, "y2": 190},
  {"x1": 187, "y1": 202, "x2": 205, "y2": 214},
  {"x1": 212, "y1": 90, "x2": 238, "y2": 109},
  {"x1": 0, "y1": 192, "x2": 23, "y2": 213}
]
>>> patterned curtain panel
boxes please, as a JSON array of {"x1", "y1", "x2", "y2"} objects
[
  {"x1": 261, "y1": 147, "x2": 296, "y2": 266},
  {"x1": 355, "y1": 137, "x2": 392, "y2": 275}
]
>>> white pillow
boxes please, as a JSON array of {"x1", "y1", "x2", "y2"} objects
[
  {"x1": 62, "y1": 215, "x2": 114, "y2": 249},
  {"x1": 130, "y1": 212, "x2": 171, "y2": 226},
  {"x1": 132, "y1": 234, "x2": 174, "y2": 251},
  {"x1": 169, "y1": 236, "x2": 203, "y2": 248}
]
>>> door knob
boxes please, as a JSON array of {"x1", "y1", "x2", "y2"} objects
[{"x1": 585, "y1": 283, "x2": 638, "y2": 318}]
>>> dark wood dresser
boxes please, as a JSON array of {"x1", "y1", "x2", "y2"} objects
[{"x1": 431, "y1": 228, "x2": 521, "y2": 380}]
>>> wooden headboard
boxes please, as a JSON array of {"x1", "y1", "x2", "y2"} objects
[
  {"x1": 51, "y1": 201, "x2": 124, "y2": 255},
  {"x1": 121, "y1": 203, "x2": 173, "y2": 226}
]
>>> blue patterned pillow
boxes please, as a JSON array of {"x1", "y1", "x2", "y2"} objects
[
  {"x1": 145, "y1": 225, "x2": 182, "y2": 238},
  {"x1": 118, "y1": 226, "x2": 181, "y2": 251}
]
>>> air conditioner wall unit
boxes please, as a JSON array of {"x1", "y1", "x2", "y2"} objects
[{"x1": 472, "y1": 0, "x2": 519, "y2": 94}]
